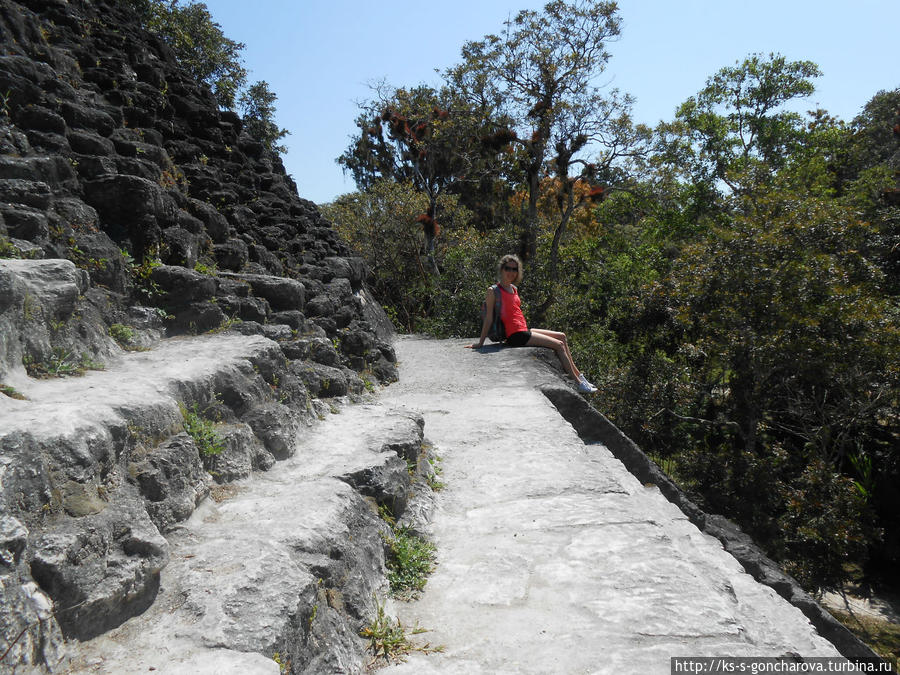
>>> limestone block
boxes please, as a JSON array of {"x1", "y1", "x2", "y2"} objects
[
  {"x1": 309, "y1": 336, "x2": 340, "y2": 366},
  {"x1": 242, "y1": 402, "x2": 300, "y2": 460},
  {"x1": 0, "y1": 177, "x2": 52, "y2": 208},
  {"x1": 338, "y1": 452, "x2": 410, "y2": 517},
  {"x1": 203, "y1": 422, "x2": 266, "y2": 482},
  {"x1": 130, "y1": 432, "x2": 210, "y2": 533},
  {"x1": 339, "y1": 328, "x2": 375, "y2": 357},
  {"x1": 291, "y1": 361, "x2": 349, "y2": 398},
  {"x1": 149, "y1": 264, "x2": 215, "y2": 305},
  {"x1": 219, "y1": 271, "x2": 306, "y2": 312},
  {"x1": 270, "y1": 310, "x2": 306, "y2": 330},
  {"x1": 60, "y1": 100, "x2": 117, "y2": 137},
  {"x1": 29, "y1": 495, "x2": 169, "y2": 640}
]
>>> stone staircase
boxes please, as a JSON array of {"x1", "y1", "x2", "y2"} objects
[{"x1": 1, "y1": 330, "x2": 432, "y2": 673}]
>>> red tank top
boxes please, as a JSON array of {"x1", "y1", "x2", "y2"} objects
[{"x1": 499, "y1": 285, "x2": 528, "y2": 337}]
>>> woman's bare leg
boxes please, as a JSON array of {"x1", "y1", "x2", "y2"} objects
[
  {"x1": 525, "y1": 331, "x2": 580, "y2": 379},
  {"x1": 530, "y1": 329, "x2": 581, "y2": 379}
]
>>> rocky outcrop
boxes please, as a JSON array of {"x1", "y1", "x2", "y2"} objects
[
  {"x1": 64, "y1": 403, "x2": 436, "y2": 675},
  {"x1": 0, "y1": 0, "x2": 397, "y2": 385},
  {"x1": 0, "y1": 333, "x2": 436, "y2": 672}
]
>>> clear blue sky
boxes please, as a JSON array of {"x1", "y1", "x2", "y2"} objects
[{"x1": 203, "y1": 0, "x2": 899, "y2": 205}]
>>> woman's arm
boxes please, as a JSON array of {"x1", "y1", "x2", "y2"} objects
[{"x1": 468, "y1": 287, "x2": 495, "y2": 348}]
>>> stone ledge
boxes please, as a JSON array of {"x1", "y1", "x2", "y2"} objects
[{"x1": 539, "y1": 382, "x2": 880, "y2": 662}]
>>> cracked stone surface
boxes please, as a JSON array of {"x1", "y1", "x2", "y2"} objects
[{"x1": 379, "y1": 337, "x2": 841, "y2": 675}]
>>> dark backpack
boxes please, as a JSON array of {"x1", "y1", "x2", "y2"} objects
[{"x1": 481, "y1": 284, "x2": 506, "y2": 342}]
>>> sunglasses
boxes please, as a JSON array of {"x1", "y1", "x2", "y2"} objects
[{"x1": 502, "y1": 265, "x2": 519, "y2": 272}]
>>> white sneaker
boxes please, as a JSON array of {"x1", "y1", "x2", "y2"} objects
[{"x1": 577, "y1": 375, "x2": 597, "y2": 393}]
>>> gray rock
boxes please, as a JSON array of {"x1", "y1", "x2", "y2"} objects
[
  {"x1": 130, "y1": 432, "x2": 210, "y2": 533},
  {"x1": 0, "y1": 203, "x2": 49, "y2": 241},
  {"x1": 29, "y1": 495, "x2": 169, "y2": 640},
  {"x1": 291, "y1": 361, "x2": 349, "y2": 398},
  {"x1": 0, "y1": 178, "x2": 53, "y2": 209},
  {"x1": 271, "y1": 309, "x2": 306, "y2": 329},
  {"x1": 0, "y1": 258, "x2": 103, "y2": 380},
  {"x1": 279, "y1": 337, "x2": 311, "y2": 360},
  {"x1": 305, "y1": 292, "x2": 336, "y2": 317},
  {"x1": 322, "y1": 256, "x2": 365, "y2": 288},
  {"x1": 309, "y1": 336, "x2": 340, "y2": 366},
  {"x1": 0, "y1": 576, "x2": 65, "y2": 671},
  {"x1": 339, "y1": 328, "x2": 375, "y2": 357},
  {"x1": 242, "y1": 402, "x2": 300, "y2": 460},
  {"x1": 219, "y1": 271, "x2": 306, "y2": 311},
  {"x1": 374, "y1": 411, "x2": 425, "y2": 464},
  {"x1": 161, "y1": 226, "x2": 204, "y2": 268},
  {"x1": 149, "y1": 264, "x2": 216, "y2": 305},
  {"x1": 338, "y1": 452, "x2": 410, "y2": 517},
  {"x1": 213, "y1": 238, "x2": 249, "y2": 271},
  {"x1": 0, "y1": 515, "x2": 28, "y2": 568},
  {"x1": 262, "y1": 322, "x2": 294, "y2": 341},
  {"x1": 203, "y1": 423, "x2": 266, "y2": 482}
]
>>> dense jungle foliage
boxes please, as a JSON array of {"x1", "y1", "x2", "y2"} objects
[{"x1": 325, "y1": 0, "x2": 900, "y2": 598}]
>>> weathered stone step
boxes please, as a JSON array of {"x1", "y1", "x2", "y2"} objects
[
  {"x1": 65, "y1": 403, "x2": 428, "y2": 674},
  {"x1": 1, "y1": 331, "x2": 402, "y2": 669}
]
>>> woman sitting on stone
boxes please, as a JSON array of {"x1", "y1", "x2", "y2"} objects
[{"x1": 468, "y1": 254, "x2": 597, "y2": 394}]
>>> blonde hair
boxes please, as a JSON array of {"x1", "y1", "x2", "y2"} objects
[{"x1": 497, "y1": 254, "x2": 523, "y2": 284}]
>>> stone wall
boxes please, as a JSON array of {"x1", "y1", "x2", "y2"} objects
[{"x1": 0, "y1": 0, "x2": 395, "y2": 384}]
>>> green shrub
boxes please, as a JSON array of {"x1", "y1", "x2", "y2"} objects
[
  {"x1": 109, "y1": 323, "x2": 135, "y2": 346},
  {"x1": 180, "y1": 402, "x2": 224, "y2": 456},
  {"x1": 384, "y1": 527, "x2": 436, "y2": 600}
]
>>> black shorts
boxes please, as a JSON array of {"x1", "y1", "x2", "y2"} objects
[{"x1": 505, "y1": 330, "x2": 531, "y2": 347}]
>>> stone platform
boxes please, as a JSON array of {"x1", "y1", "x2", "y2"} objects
[{"x1": 379, "y1": 337, "x2": 842, "y2": 675}]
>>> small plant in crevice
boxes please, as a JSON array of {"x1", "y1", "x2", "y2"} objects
[
  {"x1": 271, "y1": 652, "x2": 290, "y2": 674},
  {"x1": 193, "y1": 259, "x2": 217, "y2": 276},
  {"x1": 206, "y1": 314, "x2": 241, "y2": 335},
  {"x1": 130, "y1": 250, "x2": 163, "y2": 302},
  {"x1": 426, "y1": 454, "x2": 445, "y2": 492},
  {"x1": 179, "y1": 402, "x2": 224, "y2": 456},
  {"x1": 23, "y1": 349, "x2": 104, "y2": 378},
  {"x1": 384, "y1": 526, "x2": 436, "y2": 601},
  {"x1": 360, "y1": 596, "x2": 442, "y2": 665},
  {"x1": 1, "y1": 383, "x2": 26, "y2": 400},
  {"x1": 1, "y1": 234, "x2": 22, "y2": 258}
]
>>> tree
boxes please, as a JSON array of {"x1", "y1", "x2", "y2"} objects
[
  {"x1": 658, "y1": 53, "x2": 821, "y2": 195},
  {"x1": 446, "y1": 0, "x2": 631, "y2": 264},
  {"x1": 643, "y1": 181, "x2": 896, "y2": 588},
  {"x1": 239, "y1": 81, "x2": 289, "y2": 155},
  {"x1": 322, "y1": 181, "x2": 472, "y2": 330},
  {"x1": 134, "y1": 0, "x2": 248, "y2": 108},
  {"x1": 846, "y1": 88, "x2": 900, "y2": 177},
  {"x1": 338, "y1": 83, "x2": 517, "y2": 269}
]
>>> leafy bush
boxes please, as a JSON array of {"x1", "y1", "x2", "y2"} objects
[{"x1": 109, "y1": 323, "x2": 135, "y2": 347}]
